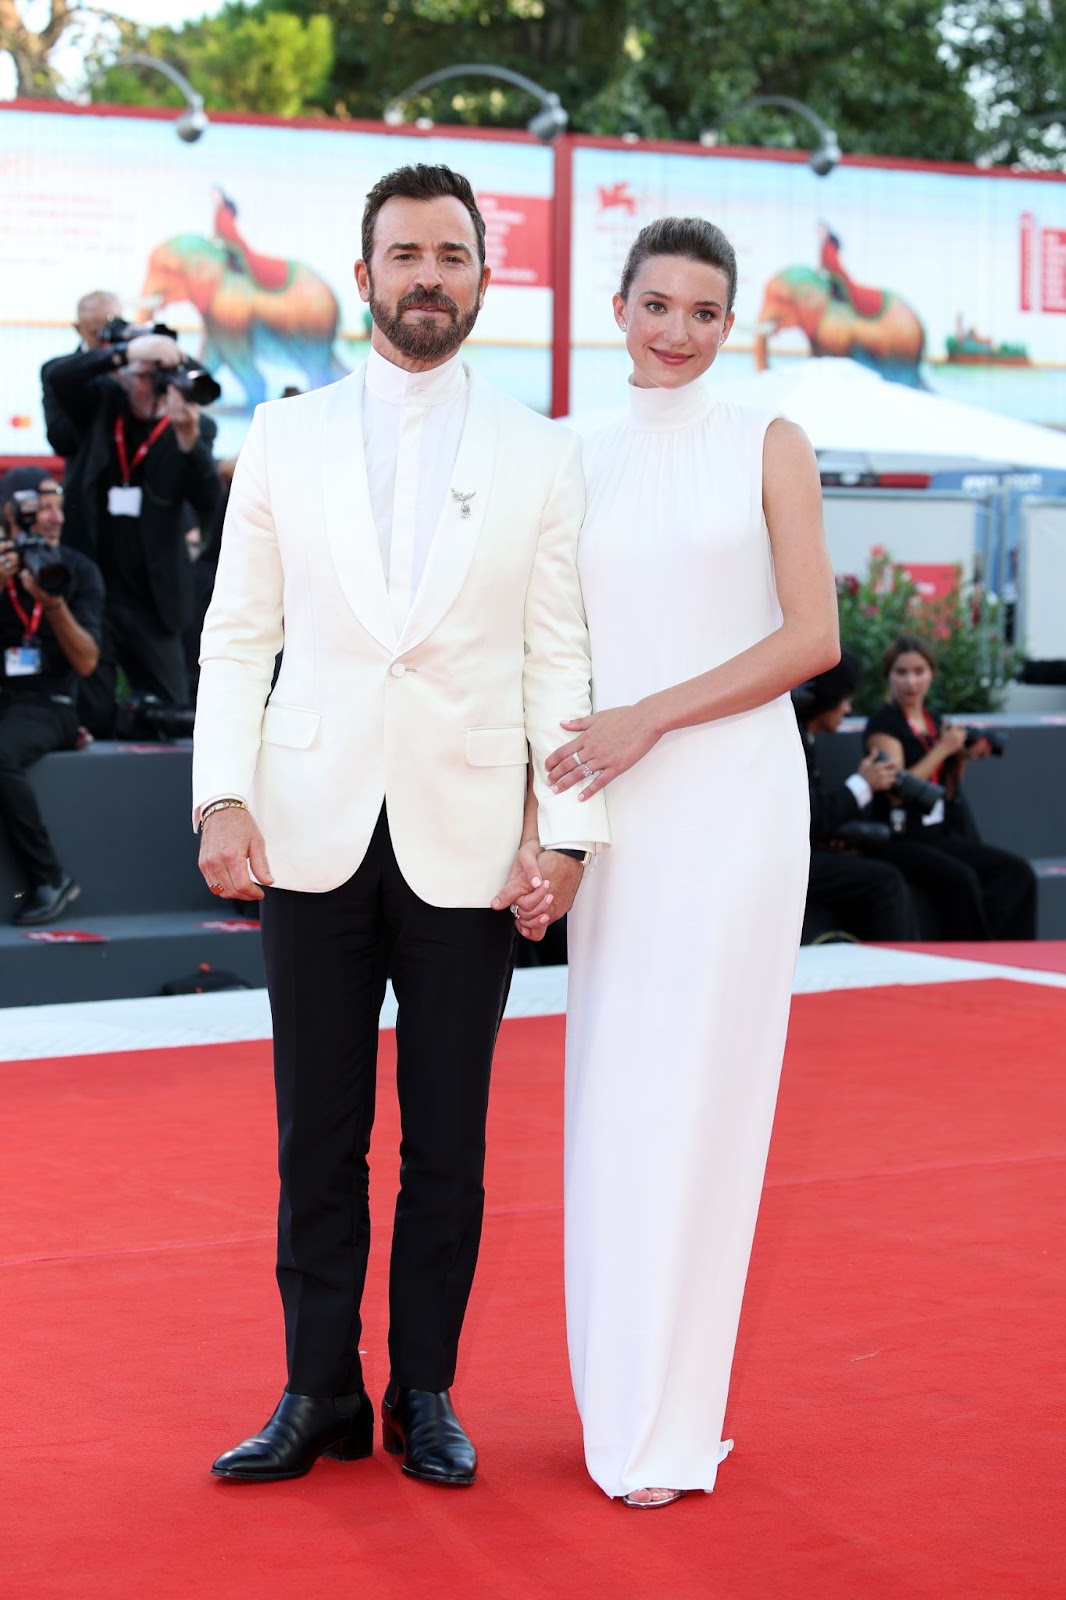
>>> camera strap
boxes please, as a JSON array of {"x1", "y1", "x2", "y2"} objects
[
  {"x1": 114, "y1": 414, "x2": 170, "y2": 483},
  {"x1": 5, "y1": 581, "x2": 43, "y2": 643}
]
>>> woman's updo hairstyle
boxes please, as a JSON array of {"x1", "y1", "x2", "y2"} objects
[
  {"x1": 619, "y1": 217, "x2": 738, "y2": 313},
  {"x1": 882, "y1": 633, "x2": 936, "y2": 678}
]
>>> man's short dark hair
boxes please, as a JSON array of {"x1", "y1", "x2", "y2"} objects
[
  {"x1": 806, "y1": 649, "x2": 862, "y2": 713},
  {"x1": 0, "y1": 465, "x2": 52, "y2": 511},
  {"x1": 361, "y1": 163, "x2": 487, "y2": 272}
]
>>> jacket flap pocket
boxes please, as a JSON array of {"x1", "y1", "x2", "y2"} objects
[
  {"x1": 465, "y1": 726, "x2": 529, "y2": 768},
  {"x1": 261, "y1": 702, "x2": 321, "y2": 750}
]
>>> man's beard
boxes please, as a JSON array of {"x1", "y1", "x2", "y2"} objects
[{"x1": 368, "y1": 281, "x2": 481, "y2": 361}]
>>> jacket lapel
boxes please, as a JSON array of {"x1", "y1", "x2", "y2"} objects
[
  {"x1": 320, "y1": 365, "x2": 397, "y2": 653},
  {"x1": 396, "y1": 371, "x2": 500, "y2": 655}
]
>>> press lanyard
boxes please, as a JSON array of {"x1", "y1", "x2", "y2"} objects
[
  {"x1": 114, "y1": 415, "x2": 170, "y2": 484},
  {"x1": 912, "y1": 709, "x2": 941, "y2": 781},
  {"x1": 6, "y1": 581, "x2": 43, "y2": 643}
]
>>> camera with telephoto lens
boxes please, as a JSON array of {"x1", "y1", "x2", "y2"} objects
[
  {"x1": 99, "y1": 316, "x2": 222, "y2": 407},
  {"x1": 113, "y1": 693, "x2": 197, "y2": 742},
  {"x1": 872, "y1": 748, "x2": 945, "y2": 814},
  {"x1": 9, "y1": 490, "x2": 70, "y2": 597},
  {"x1": 963, "y1": 726, "x2": 1007, "y2": 758}
]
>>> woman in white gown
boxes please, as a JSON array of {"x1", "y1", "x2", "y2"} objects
[{"x1": 534, "y1": 218, "x2": 838, "y2": 1506}]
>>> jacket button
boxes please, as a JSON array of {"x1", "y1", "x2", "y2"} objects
[{"x1": 390, "y1": 663, "x2": 406, "y2": 678}]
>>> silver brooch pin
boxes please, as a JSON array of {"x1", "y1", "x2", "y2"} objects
[{"x1": 451, "y1": 488, "x2": 476, "y2": 520}]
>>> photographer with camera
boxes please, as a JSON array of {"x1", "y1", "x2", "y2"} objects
[
  {"x1": 864, "y1": 635, "x2": 1036, "y2": 940},
  {"x1": 41, "y1": 290, "x2": 123, "y2": 462},
  {"x1": 795, "y1": 652, "x2": 916, "y2": 941},
  {"x1": 43, "y1": 324, "x2": 220, "y2": 724},
  {"x1": 0, "y1": 469, "x2": 104, "y2": 925}
]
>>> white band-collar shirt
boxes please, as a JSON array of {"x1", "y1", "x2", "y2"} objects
[
  {"x1": 362, "y1": 343, "x2": 468, "y2": 631},
  {"x1": 360, "y1": 342, "x2": 593, "y2": 857}
]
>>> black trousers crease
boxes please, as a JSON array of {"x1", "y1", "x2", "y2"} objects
[{"x1": 260, "y1": 808, "x2": 516, "y2": 1398}]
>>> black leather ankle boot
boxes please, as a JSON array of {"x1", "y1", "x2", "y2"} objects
[{"x1": 211, "y1": 1389, "x2": 373, "y2": 1481}]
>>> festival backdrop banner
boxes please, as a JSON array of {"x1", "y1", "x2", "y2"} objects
[
  {"x1": 0, "y1": 106, "x2": 553, "y2": 459},
  {"x1": 569, "y1": 144, "x2": 1066, "y2": 428}
]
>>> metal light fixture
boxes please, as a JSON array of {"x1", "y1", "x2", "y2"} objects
[
  {"x1": 384, "y1": 64, "x2": 568, "y2": 143},
  {"x1": 701, "y1": 94, "x2": 840, "y2": 177},
  {"x1": 109, "y1": 53, "x2": 208, "y2": 142}
]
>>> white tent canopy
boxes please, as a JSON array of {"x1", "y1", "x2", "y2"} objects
[{"x1": 565, "y1": 359, "x2": 1066, "y2": 474}]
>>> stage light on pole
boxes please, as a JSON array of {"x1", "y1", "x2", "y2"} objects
[
  {"x1": 702, "y1": 95, "x2": 840, "y2": 177},
  {"x1": 101, "y1": 54, "x2": 208, "y2": 142},
  {"x1": 383, "y1": 64, "x2": 568, "y2": 142}
]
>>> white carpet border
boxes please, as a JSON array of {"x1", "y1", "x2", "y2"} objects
[{"x1": 1, "y1": 945, "x2": 1064, "y2": 1065}]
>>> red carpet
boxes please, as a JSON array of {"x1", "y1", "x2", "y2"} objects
[
  {"x1": 883, "y1": 939, "x2": 1066, "y2": 975},
  {"x1": 3, "y1": 980, "x2": 1064, "y2": 1599}
]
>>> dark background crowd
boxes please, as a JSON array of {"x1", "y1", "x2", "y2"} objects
[
  {"x1": 0, "y1": 289, "x2": 1039, "y2": 938},
  {"x1": 1, "y1": 288, "x2": 232, "y2": 923}
]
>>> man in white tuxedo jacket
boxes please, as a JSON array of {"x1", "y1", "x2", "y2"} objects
[{"x1": 195, "y1": 164, "x2": 609, "y2": 1488}]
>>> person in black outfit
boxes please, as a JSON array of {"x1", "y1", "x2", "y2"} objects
[
  {"x1": 40, "y1": 290, "x2": 123, "y2": 459},
  {"x1": 43, "y1": 331, "x2": 220, "y2": 724},
  {"x1": 0, "y1": 471, "x2": 104, "y2": 925},
  {"x1": 797, "y1": 651, "x2": 916, "y2": 940},
  {"x1": 864, "y1": 634, "x2": 1037, "y2": 940}
]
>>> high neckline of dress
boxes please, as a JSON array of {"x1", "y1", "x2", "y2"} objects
[{"x1": 626, "y1": 376, "x2": 713, "y2": 431}]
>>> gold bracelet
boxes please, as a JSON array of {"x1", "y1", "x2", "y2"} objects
[{"x1": 199, "y1": 797, "x2": 247, "y2": 829}]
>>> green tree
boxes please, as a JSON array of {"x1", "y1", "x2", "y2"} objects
[
  {"x1": 263, "y1": 0, "x2": 979, "y2": 159},
  {"x1": 88, "y1": 4, "x2": 333, "y2": 120},
  {"x1": 944, "y1": 1, "x2": 1066, "y2": 167}
]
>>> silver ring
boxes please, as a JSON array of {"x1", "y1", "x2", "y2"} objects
[
  {"x1": 581, "y1": 761, "x2": 594, "y2": 779},
  {"x1": 510, "y1": 904, "x2": 520, "y2": 918},
  {"x1": 571, "y1": 751, "x2": 583, "y2": 769}
]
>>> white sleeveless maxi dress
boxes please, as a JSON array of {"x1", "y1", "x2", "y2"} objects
[{"x1": 564, "y1": 379, "x2": 810, "y2": 1499}]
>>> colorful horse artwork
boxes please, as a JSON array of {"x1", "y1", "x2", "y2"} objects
[
  {"x1": 140, "y1": 196, "x2": 346, "y2": 407},
  {"x1": 755, "y1": 226, "x2": 926, "y2": 387}
]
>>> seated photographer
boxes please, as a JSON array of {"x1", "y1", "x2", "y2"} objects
[
  {"x1": 0, "y1": 470, "x2": 104, "y2": 925},
  {"x1": 796, "y1": 652, "x2": 916, "y2": 941},
  {"x1": 43, "y1": 328, "x2": 220, "y2": 723},
  {"x1": 864, "y1": 634, "x2": 1036, "y2": 940}
]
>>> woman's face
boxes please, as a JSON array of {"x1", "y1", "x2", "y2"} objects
[
  {"x1": 888, "y1": 651, "x2": 934, "y2": 708},
  {"x1": 615, "y1": 255, "x2": 735, "y2": 390}
]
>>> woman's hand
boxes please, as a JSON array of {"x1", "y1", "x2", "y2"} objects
[
  {"x1": 546, "y1": 703, "x2": 661, "y2": 800},
  {"x1": 492, "y1": 840, "x2": 553, "y2": 939},
  {"x1": 936, "y1": 720, "x2": 968, "y2": 758}
]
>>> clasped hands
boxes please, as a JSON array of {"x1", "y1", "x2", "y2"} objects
[{"x1": 492, "y1": 842, "x2": 582, "y2": 941}]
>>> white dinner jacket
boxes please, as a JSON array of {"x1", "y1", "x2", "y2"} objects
[{"x1": 192, "y1": 363, "x2": 610, "y2": 903}]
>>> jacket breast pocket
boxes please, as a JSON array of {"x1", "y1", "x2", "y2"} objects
[
  {"x1": 465, "y1": 726, "x2": 529, "y2": 768},
  {"x1": 261, "y1": 702, "x2": 321, "y2": 750}
]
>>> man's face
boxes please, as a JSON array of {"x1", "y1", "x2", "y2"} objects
[
  {"x1": 76, "y1": 296, "x2": 121, "y2": 350},
  {"x1": 120, "y1": 361, "x2": 160, "y2": 420},
  {"x1": 810, "y1": 697, "x2": 851, "y2": 734},
  {"x1": 355, "y1": 195, "x2": 489, "y2": 369},
  {"x1": 32, "y1": 482, "x2": 64, "y2": 547}
]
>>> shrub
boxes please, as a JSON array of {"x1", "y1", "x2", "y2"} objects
[{"x1": 835, "y1": 547, "x2": 1021, "y2": 715}]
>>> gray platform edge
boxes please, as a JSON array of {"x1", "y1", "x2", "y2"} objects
[{"x1": 1, "y1": 721, "x2": 1064, "y2": 1009}]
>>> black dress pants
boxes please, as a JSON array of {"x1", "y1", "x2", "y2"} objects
[
  {"x1": 0, "y1": 693, "x2": 78, "y2": 886},
  {"x1": 807, "y1": 849, "x2": 917, "y2": 941},
  {"x1": 881, "y1": 832, "x2": 1037, "y2": 940},
  {"x1": 260, "y1": 808, "x2": 516, "y2": 1398},
  {"x1": 109, "y1": 599, "x2": 189, "y2": 707}
]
